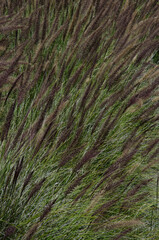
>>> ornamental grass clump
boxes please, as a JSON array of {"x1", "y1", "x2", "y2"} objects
[{"x1": 0, "y1": 0, "x2": 159, "y2": 239}]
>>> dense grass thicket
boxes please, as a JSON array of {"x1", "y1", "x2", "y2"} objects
[{"x1": 0, "y1": 0, "x2": 159, "y2": 239}]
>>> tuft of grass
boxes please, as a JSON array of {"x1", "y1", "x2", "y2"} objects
[{"x1": 0, "y1": 0, "x2": 159, "y2": 239}]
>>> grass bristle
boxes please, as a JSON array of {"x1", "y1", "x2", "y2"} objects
[{"x1": 0, "y1": 0, "x2": 159, "y2": 239}]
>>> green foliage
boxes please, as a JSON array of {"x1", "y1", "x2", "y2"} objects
[
  {"x1": 0, "y1": 0, "x2": 159, "y2": 239},
  {"x1": 153, "y1": 49, "x2": 159, "y2": 64}
]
